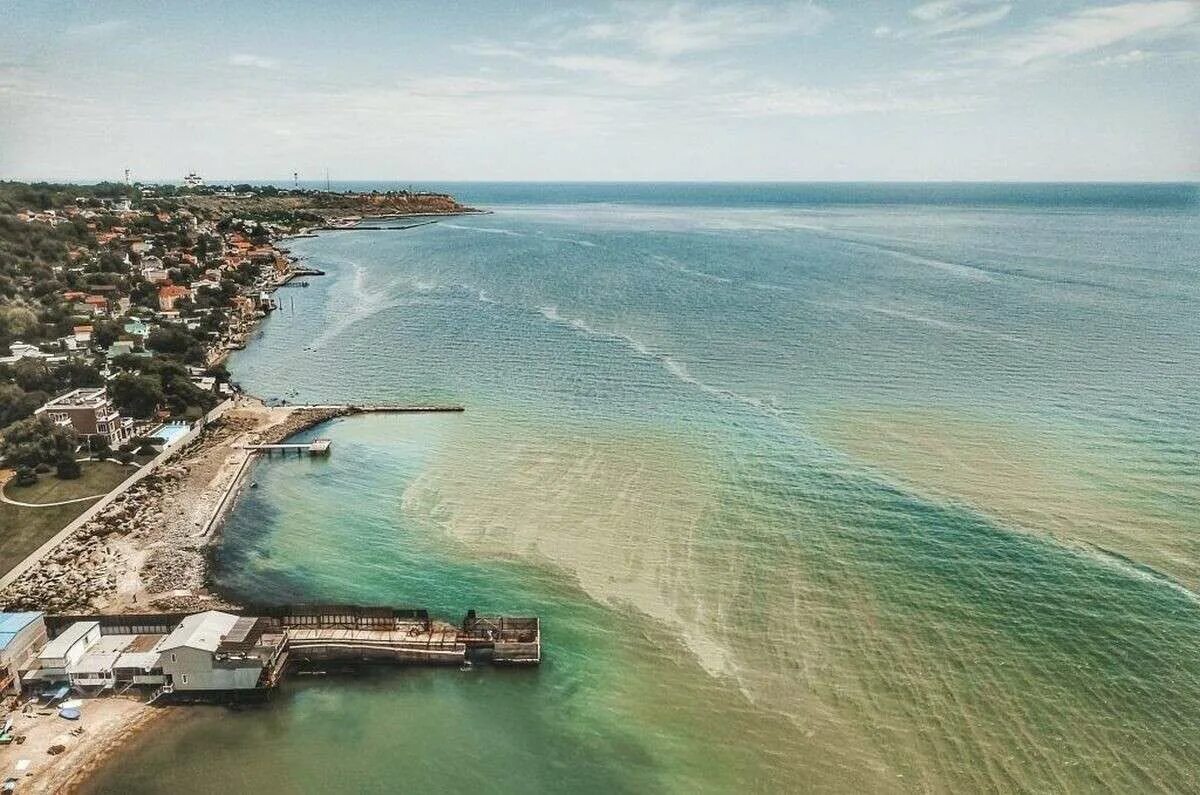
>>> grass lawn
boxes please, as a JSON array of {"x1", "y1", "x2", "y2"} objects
[{"x1": 0, "y1": 460, "x2": 137, "y2": 577}]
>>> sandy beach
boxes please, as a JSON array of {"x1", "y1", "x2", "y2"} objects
[{"x1": 0, "y1": 695, "x2": 170, "y2": 794}]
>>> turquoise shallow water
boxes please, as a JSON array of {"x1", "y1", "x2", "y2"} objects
[{"x1": 86, "y1": 184, "x2": 1200, "y2": 793}]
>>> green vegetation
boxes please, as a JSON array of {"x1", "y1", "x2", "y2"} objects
[
  {"x1": 0, "y1": 416, "x2": 76, "y2": 469},
  {"x1": 0, "y1": 459, "x2": 134, "y2": 575}
]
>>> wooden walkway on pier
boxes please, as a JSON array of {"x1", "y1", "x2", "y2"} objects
[{"x1": 241, "y1": 439, "x2": 332, "y2": 456}]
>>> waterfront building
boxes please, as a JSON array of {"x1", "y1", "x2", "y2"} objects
[
  {"x1": 35, "y1": 621, "x2": 100, "y2": 682},
  {"x1": 35, "y1": 387, "x2": 135, "y2": 446},
  {"x1": 0, "y1": 612, "x2": 47, "y2": 693},
  {"x1": 158, "y1": 611, "x2": 283, "y2": 692}
]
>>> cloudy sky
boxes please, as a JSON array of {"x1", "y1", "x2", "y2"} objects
[{"x1": 1, "y1": 0, "x2": 1197, "y2": 181}]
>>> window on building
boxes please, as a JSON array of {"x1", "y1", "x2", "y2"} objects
[
  {"x1": 171, "y1": 653, "x2": 177, "y2": 663},
  {"x1": 181, "y1": 674, "x2": 188, "y2": 685}
]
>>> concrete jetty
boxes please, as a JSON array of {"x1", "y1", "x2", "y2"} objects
[{"x1": 240, "y1": 439, "x2": 332, "y2": 456}]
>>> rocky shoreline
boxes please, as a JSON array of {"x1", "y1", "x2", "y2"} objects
[{"x1": 0, "y1": 401, "x2": 349, "y2": 615}]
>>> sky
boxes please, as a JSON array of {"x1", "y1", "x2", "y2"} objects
[{"x1": 0, "y1": 0, "x2": 1197, "y2": 182}]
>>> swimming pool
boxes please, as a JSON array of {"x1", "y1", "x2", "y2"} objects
[{"x1": 146, "y1": 421, "x2": 191, "y2": 447}]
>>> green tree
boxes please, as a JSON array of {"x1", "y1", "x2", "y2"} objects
[
  {"x1": 0, "y1": 415, "x2": 77, "y2": 468},
  {"x1": 11, "y1": 359, "x2": 56, "y2": 393},
  {"x1": 91, "y1": 319, "x2": 125, "y2": 350},
  {"x1": 109, "y1": 373, "x2": 163, "y2": 418},
  {"x1": 55, "y1": 455, "x2": 81, "y2": 479},
  {"x1": 55, "y1": 360, "x2": 102, "y2": 389},
  {"x1": 0, "y1": 384, "x2": 48, "y2": 428}
]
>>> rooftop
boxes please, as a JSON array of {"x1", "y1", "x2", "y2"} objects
[
  {"x1": 0, "y1": 612, "x2": 43, "y2": 650},
  {"x1": 159, "y1": 610, "x2": 239, "y2": 653},
  {"x1": 39, "y1": 621, "x2": 98, "y2": 660},
  {"x1": 38, "y1": 387, "x2": 110, "y2": 410}
]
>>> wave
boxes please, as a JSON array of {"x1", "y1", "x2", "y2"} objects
[
  {"x1": 1079, "y1": 542, "x2": 1200, "y2": 606},
  {"x1": 535, "y1": 304, "x2": 785, "y2": 417},
  {"x1": 440, "y1": 223, "x2": 524, "y2": 236},
  {"x1": 863, "y1": 304, "x2": 1024, "y2": 342},
  {"x1": 540, "y1": 234, "x2": 598, "y2": 247}
]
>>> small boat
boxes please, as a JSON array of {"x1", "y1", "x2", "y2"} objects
[
  {"x1": 250, "y1": 481, "x2": 259, "y2": 489},
  {"x1": 58, "y1": 708, "x2": 80, "y2": 721}
]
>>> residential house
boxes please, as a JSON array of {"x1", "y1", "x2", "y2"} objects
[
  {"x1": 123, "y1": 318, "x2": 150, "y2": 339},
  {"x1": 158, "y1": 284, "x2": 190, "y2": 311},
  {"x1": 0, "y1": 612, "x2": 47, "y2": 693},
  {"x1": 142, "y1": 265, "x2": 170, "y2": 284},
  {"x1": 107, "y1": 339, "x2": 138, "y2": 360},
  {"x1": 0, "y1": 341, "x2": 50, "y2": 365},
  {"x1": 189, "y1": 279, "x2": 221, "y2": 300},
  {"x1": 35, "y1": 387, "x2": 135, "y2": 446},
  {"x1": 82, "y1": 295, "x2": 110, "y2": 316}
]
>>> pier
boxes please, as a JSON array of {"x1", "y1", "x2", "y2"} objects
[
  {"x1": 35, "y1": 604, "x2": 540, "y2": 704},
  {"x1": 240, "y1": 439, "x2": 332, "y2": 456}
]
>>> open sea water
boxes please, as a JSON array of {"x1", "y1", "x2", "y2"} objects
[{"x1": 86, "y1": 183, "x2": 1200, "y2": 793}]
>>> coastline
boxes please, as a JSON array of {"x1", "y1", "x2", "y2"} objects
[{"x1": 0, "y1": 197, "x2": 472, "y2": 791}]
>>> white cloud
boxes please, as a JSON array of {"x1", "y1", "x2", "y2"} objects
[
  {"x1": 579, "y1": 1, "x2": 830, "y2": 57},
  {"x1": 1097, "y1": 48, "x2": 1153, "y2": 65},
  {"x1": 543, "y1": 54, "x2": 684, "y2": 87},
  {"x1": 715, "y1": 83, "x2": 972, "y2": 118},
  {"x1": 905, "y1": 1, "x2": 1012, "y2": 38},
  {"x1": 985, "y1": 1, "x2": 1197, "y2": 67},
  {"x1": 228, "y1": 53, "x2": 280, "y2": 70},
  {"x1": 64, "y1": 20, "x2": 127, "y2": 39},
  {"x1": 874, "y1": 25, "x2": 894, "y2": 38}
]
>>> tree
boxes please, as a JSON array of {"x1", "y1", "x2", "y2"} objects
[
  {"x1": 11, "y1": 359, "x2": 56, "y2": 393},
  {"x1": 55, "y1": 455, "x2": 81, "y2": 479},
  {"x1": 91, "y1": 319, "x2": 125, "y2": 350},
  {"x1": 0, "y1": 384, "x2": 47, "y2": 427},
  {"x1": 55, "y1": 360, "x2": 102, "y2": 389},
  {"x1": 109, "y1": 373, "x2": 163, "y2": 419},
  {"x1": 0, "y1": 415, "x2": 77, "y2": 469},
  {"x1": 146, "y1": 325, "x2": 194, "y2": 356}
]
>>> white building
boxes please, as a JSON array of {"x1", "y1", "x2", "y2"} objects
[
  {"x1": 36, "y1": 621, "x2": 101, "y2": 681},
  {"x1": 158, "y1": 611, "x2": 275, "y2": 692}
]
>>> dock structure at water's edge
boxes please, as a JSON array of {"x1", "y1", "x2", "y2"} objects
[
  {"x1": 20, "y1": 605, "x2": 539, "y2": 705},
  {"x1": 240, "y1": 438, "x2": 332, "y2": 456}
]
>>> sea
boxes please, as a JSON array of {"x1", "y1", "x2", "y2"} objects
[{"x1": 84, "y1": 183, "x2": 1200, "y2": 793}]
